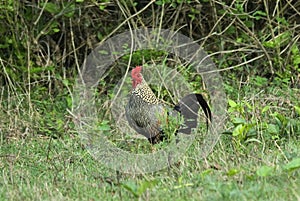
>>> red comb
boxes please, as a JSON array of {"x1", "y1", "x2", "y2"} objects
[
  {"x1": 133, "y1": 66, "x2": 142, "y2": 72},
  {"x1": 131, "y1": 66, "x2": 142, "y2": 76}
]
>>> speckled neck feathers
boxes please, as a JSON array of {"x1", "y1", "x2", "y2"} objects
[{"x1": 130, "y1": 66, "x2": 159, "y2": 104}]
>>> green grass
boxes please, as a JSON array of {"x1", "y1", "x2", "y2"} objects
[
  {"x1": 1, "y1": 128, "x2": 299, "y2": 200},
  {"x1": 1, "y1": 69, "x2": 299, "y2": 201},
  {"x1": 0, "y1": 0, "x2": 299, "y2": 200},
  {"x1": 1, "y1": 79, "x2": 300, "y2": 201}
]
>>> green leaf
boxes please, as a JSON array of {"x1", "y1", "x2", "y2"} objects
[
  {"x1": 284, "y1": 158, "x2": 300, "y2": 172},
  {"x1": 121, "y1": 180, "x2": 158, "y2": 198},
  {"x1": 27, "y1": 67, "x2": 45, "y2": 74},
  {"x1": 253, "y1": 10, "x2": 267, "y2": 20},
  {"x1": 122, "y1": 181, "x2": 138, "y2": 197},
  {"x1": 43, "y1": 2, "x2": 60, "y2": 14},
  {"x1": 262, "y1": 105, "x2": 270, "y2": 113},
  {"x1": 63, "y1": 3, "x2": 75, "y2": 18},
  {"x1": 99, "y1": 5, "x2": 106, "y2": 10},
  {"x1": 200, "y1": 169, "x2": 213, "y2": 178},
  {"x1": 244, "y1": 20, "x2": 254, "y2": 28},
  {"x1": 256, "y1": 165, "x2": 274, "y2": 177},
  {"x1": 227, "y1": 168, "x2": 239, "y2": 176},
  {"x1": 228, "y1": 99, "x2": 237, "y2": 107},
  {"x1": 291, "y1": 45, "x2": 299, "y2": 54},
  {"x1": 293, "y1": 56, "x2": 300, "y2": 66},
  {"x1": 65, "y1": 96, "x2": 72, "y2": 108},
  {"x1": 232, "y1": 124, "x2": 245, "y2": 136},
  {"x1": 232, "y1": 117, "x2": 246, "y2": 125},
  {"x1": 98, "y1": 50, "x2": 109, "y2": 55},
  {"x1": 263, "y1": 31, "x2": 291, "y2": 48},
  {"x1": 99, "y1": 121, "x2": 111, "y2": 131},
  {"x1": 276, "y1": 16, "x2": 288, "y2": 25},
  {"x1": 155, "y1": 1, "x2": 163, "y2": 5},
  {"x1": 52, "y1": 28, "x2": 60, "y2": 33},
  {"x1": 137, "y1": 180, "x2": 158, "y2": 196},
  {"x1": 243, "y1": 101, "x2": 253, "y2": 110},
  {"x1": 294, "y1": 106, "x2": 300, "y2": 116},
  {"x1": 267, "y1": 123, "x2": 279, "y2": 134}
]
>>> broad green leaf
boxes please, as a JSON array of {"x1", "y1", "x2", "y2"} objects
[
  {"x1": 262, "y1": 105, "x2": 270, "y2": 113},
  {"x1": 253, "y1": 10, "x2": 267, "y2": 20},
  {"x1": 263, "y1": 31, "x2": 291, "y2": 48},
  {"x1": 284, "y1": 158, "x2": 300, "y2": 172},
  {"x1": 291, "y1": 45, "x2": 299, "y2": 54},
  {"x1": 227, "y1": 168, "x2": 239, "y2": 176},
  {"x1": 137, "y1": 180, "x2": 158, "y2": 196},
  {"x1": 43, "y1": 2, "x2": 60, "y2": 14},
  {"x1": 267, "y1": 123, "x2": 279, "y2": 134},
  {"x1": 294, "y1": 57, "x2": 300, "y2": 66},
  {"x1": 122, "y1": 181, "x2": 138, "y2": 197},
  {"x1": 63, "y1": 3, "x2": 75, "y2": 18},
  {"x1": 232, "y1": 124, "x2": 245, "y2": 136},
  {"x1": 52, "y1": 28, "x2": 60, "y2": 33},
  {"x1": 200, "y1": 169, "x2": 213, "y2": 178},
  {"x1": 294, "y1": 106, "x2": 300, "y2": 116},
  {"x1": 232, "y1": 117, "x2": 246, "y2": 125},
  {"x1": 99, "y1": 121, "x2": 111, "y2": 131},
  {"x1": 256, "y1": 165, "x2": 274, "y2": 177},
  {"x1": 228, "y1": 99, "x2": 237, "y2": 107},
  {"x1": 98, "y1": 50, "x2": 109, "y2": 55},
  {"x1": 155, "y1": 0, "x2": 163, "y2": 5},
  {"x1": 99, "y1": 5, "x2": 106, "y2": 10}
]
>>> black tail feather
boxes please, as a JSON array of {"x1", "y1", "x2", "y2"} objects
[
  {"x1": 174, "y1": 93, "x2": 211, "y2": 134},
  {"x1": 148, "y1": 93, "x2": 211, "y2": 144}
]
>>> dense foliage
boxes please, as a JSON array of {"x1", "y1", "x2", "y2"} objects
[{"x1": 0, "y1": 1, "x2": 299, "y2": 200}]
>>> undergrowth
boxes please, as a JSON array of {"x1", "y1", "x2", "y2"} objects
[{"x1": 0, "y1": 0, "x2": 300, "y2": 200}]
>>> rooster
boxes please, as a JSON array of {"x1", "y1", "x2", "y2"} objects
[{"x1": 125, "y1": 66, "x2": 211, "y2": 144}]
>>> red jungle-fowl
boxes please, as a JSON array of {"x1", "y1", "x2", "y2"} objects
[{"x1": 125, "y1": 66, "x2": 211, "y2": 144}]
